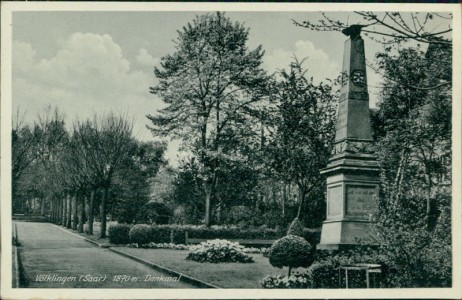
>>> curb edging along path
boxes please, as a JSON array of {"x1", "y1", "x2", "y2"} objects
[{"x1": 51, "y1": 224, "x2": 220, "y2": 289}]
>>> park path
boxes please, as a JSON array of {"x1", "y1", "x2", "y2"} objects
[{"x1": 15, "y1": 222, "x2": 194, "y2": 288}]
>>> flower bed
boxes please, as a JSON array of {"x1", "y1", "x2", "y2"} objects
[
  {"x1": 260, "y1": 273, "x2": 310, "y2": 288},
  {"x1": 186, "y1": 239, "x2": 254, "y2": 263},
  {"x1": 125, "y1": 241, "x2": 270, "y2": 256},
  {"x1": 127, "y1": 242, "x2": 189, "y2": 250}
]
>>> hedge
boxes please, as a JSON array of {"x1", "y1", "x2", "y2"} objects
[
  {"x1": 129, "y1": 224, "x2": 152, "y2": 245},
  {"x1": 108, "y1": 224, "x2": 132, "y2": 244},
  {"x1": 108, "y1": 224, "x2": 321, "y2": 246}
]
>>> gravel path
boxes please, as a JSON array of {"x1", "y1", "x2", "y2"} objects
[{"x1": 15, "y1": 221, "x2": 194, "y2": 288}]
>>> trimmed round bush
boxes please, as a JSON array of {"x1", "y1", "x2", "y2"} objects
[
  {"x1": 129, "y1": 224, "x2": 152, "y2": 246},
  {"x1": 186, "y1": 239, "x2": 254, "y2": 263},
  {"x1": 287, "y1": 218, "x2": 305, "y2": 237},
  {"x1": 108, "y1": 224, "x2": 132, "y2": 244},
  {"x1": 269, "y1": 235, "x2": 314, "y2": 275}
]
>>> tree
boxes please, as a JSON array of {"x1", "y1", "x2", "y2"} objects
[
  {"x1": 374, "y1": 44, "x2": 451, "y2": 231},
  {"x1": 167, "y1": 158, "x2": 205, "y2": 225},
  {"x1": 12, "y1": 107, "x2": 68, "y2": 216},
  {"x1": 293, "y1": 12, "x2": 452, "y2": 91},
  {"x1": 72, "y1": 114, "x2": 134, "y2": 237},
  {"x1": 12, "y1": 112, "x2": 37, "y2": 213},
  {"x1": 111, "y1": 141, "x2": 167, "y2": 223},
  {"x1": 294, "y1": 12, "x2": 452, "y2": 46},
  {"x1": 333, "y1": 41, "x2": 452, "y2": 288},
  {"x1": 148, "y1": 12, "x2": 270, "y2": 226},
  {"x1": 266, "y1": 59, "x2": 337, "y2": 224}
]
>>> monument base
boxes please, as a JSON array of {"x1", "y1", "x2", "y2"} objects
[{"x1": 317, "y1": 219, "x2": 377, "y2": 250}]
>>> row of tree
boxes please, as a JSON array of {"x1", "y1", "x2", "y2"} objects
[{"x1": 13, "y1": 110, "x2": 166, "y2": 237}]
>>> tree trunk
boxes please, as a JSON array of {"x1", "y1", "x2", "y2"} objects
[
  {"x1": 110, "y1": 200, "x2": 116, "y2": 222},
  {"x1": 72, "y1": 193, "x2": 78, "y2": 230},
  {"x1": 204, "y1": 184, "x2": 212, "y2": 227},
  {"x1": 288, "y1": 266, "x2": 292, "y2": 277},
  {"x1": 59, "y1": 198, "x2": 63, "y2": 224},
  {"x1": 297, "y1": 188, "x2": 306, "y2": 219},
  {"x1": 62, "y1": 196, "x2": 67, "y2": 226},
  {"x1": 50, "y1": 199, "x2": 54, "y2": 222},
  {"x1": 100, "y1": 186, "x2": 108, "y2": 238},
  {"x1": 53, "y1": 199, "x2": 58, "y2": 223},
  {"x1": 391, "y1": 149, "x2": 408, "y2": 211},
  {"x1": 78, "y1": 194, "x2": 85, "y2": 233},
  {"x1": 282, "y1": 183, "x2": 287, "y2": 217},
  {"x1": 88, "y1": 188, "x2": 95, "y2": 235},
  {"x1": 66, "y1": 194, "x2": 72, "y2": 228},
  {"x1": 56, "y1": 198, "x2": 61, "y2": 224},
  {"x1": 425, "y1": 172, "x2": 436, "y2": 231}
]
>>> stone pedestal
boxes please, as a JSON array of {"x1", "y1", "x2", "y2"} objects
[
  {"x1": 317, "y1": 29, "x2": 380, "y2": 250},
  {"x1": 317, "y1": 152, "x2": 380, "y2": 250}
]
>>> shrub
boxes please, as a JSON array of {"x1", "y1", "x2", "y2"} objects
[
  {"x1": 287, "y1": 218, "x2": 304, "y2": 236},
  {"x1": 151, "y1": 225, "x2": 187, "y2": 244},
  {"x1": 186, "y1": 239, "x2": 254, "y2": 263},
  {"x1": 186, "y1": 226, "x2": 300, "y2": 242},
  {"x1": 269, "y1": 235, "x2": 314, "y2": 275},
  {"x1": 136, "y1": 202, "x2": 172, "y2": 225},
  {"x1": 260, "y1": 273, "x2": 310, "y2": 288},
  {"x1": 306, "y1": 262, "x2": 338, "y2": 288},
  {"x1": 129, "y1": 224, "x2": 152, "y2": 245},
  {"x1": 108, "y1": 224, "x2": 132, "y2": 244}
]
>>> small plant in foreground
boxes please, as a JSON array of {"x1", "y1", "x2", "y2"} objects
[
  {"x1": 260, "y1": 272, "x2": 310, "y2": 288},
  {"x1": 186, "y1": 239, "x2": 254, "y2": 263},
  {"x1": 269, "y1": 235, "x2": 313, "y2": 276}
]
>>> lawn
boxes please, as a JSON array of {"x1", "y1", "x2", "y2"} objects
[{"x1": 113, "y1": 247, "x2": 287, "y2": 288}]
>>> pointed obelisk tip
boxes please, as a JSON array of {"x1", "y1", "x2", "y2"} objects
[{"x1": 341, "y1": 24, "x2": 367, "y2": 38}]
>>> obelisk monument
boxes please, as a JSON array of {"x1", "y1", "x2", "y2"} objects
[{"x1": 317, "y1": 25, "x2": 380, "y2": 250}]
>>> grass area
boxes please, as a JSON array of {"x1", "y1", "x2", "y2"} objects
[{"x1": 113, "y1": 247, "x2": 287, "y2": 288}]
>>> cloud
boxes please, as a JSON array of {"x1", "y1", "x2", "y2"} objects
[
  {"x1": 263, "y1": 40, "x2": 340, "y2": 84},
  {"x1": 136, "y1": 48, "x2": 159, "y2": 66},
  {"x1": 12, "y1": 33, "x2": 165, "y2": 144}
]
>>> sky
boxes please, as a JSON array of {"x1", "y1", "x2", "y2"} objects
[{"x1": 11, "y1": 10, "x2": 437, "y2": 166}]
